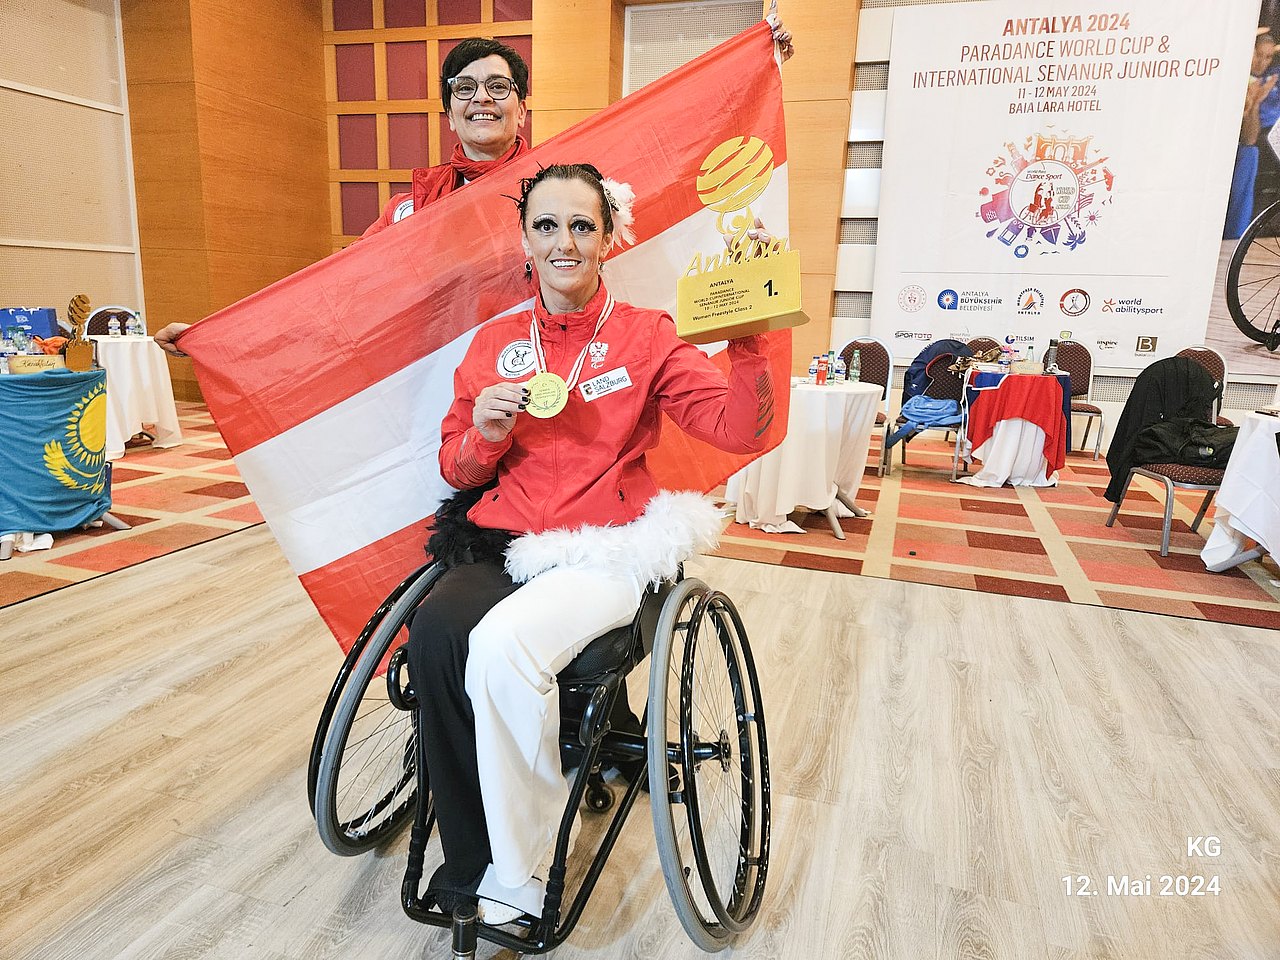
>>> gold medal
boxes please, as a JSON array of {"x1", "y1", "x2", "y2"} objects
[
  {"x1": 524, "y1": 371, "x2": 569, "y2": 418},
  {"x1": 522, "y1": 293, "x2": 616, "y2": 420}
]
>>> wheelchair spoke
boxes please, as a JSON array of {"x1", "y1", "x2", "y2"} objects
[
  {"x1": 336, "y1": 717, "x2": 413, "y2": 816},
  {"x1": 345, "y1": 702, "x2": 403, "y2": 750}
]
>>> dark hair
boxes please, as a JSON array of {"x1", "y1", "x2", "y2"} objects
[
  {"x1": 515, "y1": 163, "x2": 615, "y2": 234},
  {"x1": 440, "y1": 37, "x2": 529, "y2": 110}
]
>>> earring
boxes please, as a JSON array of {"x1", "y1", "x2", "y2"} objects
[{"x1": 524, "y1": 259, "x2": 532, "y2": 282}]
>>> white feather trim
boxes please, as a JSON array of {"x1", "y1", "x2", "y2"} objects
[
  {"x1": 600, "y1": 178, "x2": 636, "y2": 251},
  {"x1": 504, "y1": 491, "x2": 724, "y2": 585}
]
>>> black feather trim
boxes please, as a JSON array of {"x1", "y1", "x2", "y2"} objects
[{"x1": 425, "y1": 482, "x2": 515, "y2": 568}]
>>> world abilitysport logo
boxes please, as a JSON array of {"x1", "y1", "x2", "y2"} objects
[{"x1": 977, "y1": 132, "x2": 1115, "y2": 258}]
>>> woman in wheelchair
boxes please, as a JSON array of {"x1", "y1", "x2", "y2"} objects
[{"x1": 405, "y1": 163, "x2": 775, "y2": 925}]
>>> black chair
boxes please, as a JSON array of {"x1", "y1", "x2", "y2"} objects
[
  {"x1": 309, "y1": 564, "x2": 771, "y2": 954},
  {"x1": 1104, "y1": 357, "x2": 1223, "y2": 556}
]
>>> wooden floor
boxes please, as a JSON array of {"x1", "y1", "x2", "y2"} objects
[{"x1": 2, "y1": 525, "x2": 1278, "y2": 959}]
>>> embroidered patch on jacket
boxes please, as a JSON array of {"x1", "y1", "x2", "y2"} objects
[
  {"x1": 588, "y1": 340, "x2": 609, "y2": 368},
  {"x1": 579, "y1": 366, "x2": 632, "y2": 401},
  {"x1": 496, "y1": 340, "x2": 536, "y2": 379},
  {"x1": 392, "y1": 198, "x2": 414, "y2": 223}
]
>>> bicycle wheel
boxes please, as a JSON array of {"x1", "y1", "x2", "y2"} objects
[
  {"x1": 313, "y1": 563, "x2": 441, "y2": 856},
  {"x1": 648, "y1": 579, "x2": 771, "y2": 951},
  {"x1": 1227, "y1": 199, "x2": 1280, "y2": 350}
]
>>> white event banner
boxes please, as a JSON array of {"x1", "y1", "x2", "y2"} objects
[{"x1": 870, "y1": 0, "x2": 1256, "y2": 369}]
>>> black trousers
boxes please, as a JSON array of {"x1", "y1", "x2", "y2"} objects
[{"x1": 407, "y1": 559, "x2": 520, "y2": 896}]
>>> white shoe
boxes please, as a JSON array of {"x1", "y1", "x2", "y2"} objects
[
  {"x1": 476, "y1": 895, "x2": 529, "y2": 926},
  {"x1": 476, "y1": 813, "x2": 583, "y2": 925}
]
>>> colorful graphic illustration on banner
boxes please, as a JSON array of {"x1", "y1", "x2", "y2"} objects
[{"x1": 978, "y1": 133, "x2": 1115, "y2": 256}]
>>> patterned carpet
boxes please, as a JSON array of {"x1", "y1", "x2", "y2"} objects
[
  {"x1": 0, "y1": 402, "x2": 263, "y2": 608},
  {"x1": 712, "y1": 431, "x2": 1280, "y2": 631},
  {"x1": 7, "y1": 403, "x2": 1278, "y2": 630}
]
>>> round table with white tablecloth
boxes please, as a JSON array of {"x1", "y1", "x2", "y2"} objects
[
  {"x1": 1201, "y1": 411, "x2": 1280, "y2": 572},
  {"x1": 725, "y1": 378, "x2": 881, "y2": 538},
  {"x1": 89, "y1": 335, "x2": 184, "y2": 460}
]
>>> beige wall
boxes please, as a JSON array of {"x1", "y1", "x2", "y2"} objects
[
  {"x1": 121, "y1": 0, "x2": 330, "y2": 402},
  {"x1": 534, "y1": 0, "x2": 860, "y2": 373}
]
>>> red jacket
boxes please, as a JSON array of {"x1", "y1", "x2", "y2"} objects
[
  {"x1": 362, "y1": 138, "x2": 531, "y2": 239},
  {"x1": 439, "y1": 283, "x2": 774, "y2": 533}
]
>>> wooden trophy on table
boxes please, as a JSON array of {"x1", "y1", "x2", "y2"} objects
[{"x1": 64, "y1": 294, "x2": 94, "y2": 372}]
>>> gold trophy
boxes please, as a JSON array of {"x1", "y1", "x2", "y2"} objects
[
  {"x1": 64, "y1": 294, "x2": 95, "y2": 371},
  {"x1": 676, "y1": 136, "x2": 808, "y2": 344}
]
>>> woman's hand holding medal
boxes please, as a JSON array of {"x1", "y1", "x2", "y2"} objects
[{"x1": 473, "y1": 382, "x2": 529, "y2": 442}]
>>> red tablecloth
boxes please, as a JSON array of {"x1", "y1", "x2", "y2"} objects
[{"x1": 966, "y1": 374, "x2": 1067, "y2": 473}]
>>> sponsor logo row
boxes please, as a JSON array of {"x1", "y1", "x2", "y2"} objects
[
  {"x1": 897, "y1": 283, "x2": 1165, "y2": 319},
  {"x1": 889, "y1": 328, "x2": 1161, "y2": 355}
]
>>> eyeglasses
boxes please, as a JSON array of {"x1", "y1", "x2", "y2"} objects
[{"x1": 447, "y1": 76, "x2": 516, "y2": 101}]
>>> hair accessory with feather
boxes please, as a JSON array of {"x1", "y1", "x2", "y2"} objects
[{"x1": 600, "y1": 178, "x2": 636, "y2": 250}]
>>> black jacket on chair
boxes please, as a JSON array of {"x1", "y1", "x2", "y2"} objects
[{"x1": 1104, "y1": 356, "x2": 1219, "y2": 502}]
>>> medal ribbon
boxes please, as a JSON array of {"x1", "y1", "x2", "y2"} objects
[{"x1": 528, "y1": 291, "x2": 616, "y2": 390}]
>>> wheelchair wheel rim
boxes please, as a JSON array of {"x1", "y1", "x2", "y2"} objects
[
  {"x1": 1227, "y1": 199, "x2": 1280, "y2": 346},
  {"x1": 649, "y1": 579, "x2": 770, "y2": 949},
  {"x1": 315, "y1": 564, "x2": 441, "y2": 855},
  {"x1": 327, "y1": 678, "x2": 418, "y2": 842},
  {"x1": 679, "y1": 591, "x2": 769, "y2": 933}
]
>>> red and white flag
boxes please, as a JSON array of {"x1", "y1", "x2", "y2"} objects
[{"x1": 183, "y1": 23, "x2": 792, "y2": 651}]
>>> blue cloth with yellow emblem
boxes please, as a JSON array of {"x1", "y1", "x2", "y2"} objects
[{"x1": 0, "y1": 368, "x2": 112, "y2": 537}]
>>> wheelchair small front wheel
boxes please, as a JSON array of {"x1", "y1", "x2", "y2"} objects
[
  {"x1": 313, "y1": 563, "x2": 442, "y2": 856},
  {"x1": 648, "y1": 579, "x2": 771, "y2": 951}
]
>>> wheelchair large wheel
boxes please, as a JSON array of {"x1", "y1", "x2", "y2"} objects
[
  {"x1": 312, "y1": 563, "x2": 441, "y2": 856},
  {"x1": 1227, "y1": 199, "x2": 1280, "y2": 351},
  {"x1": 648, "y1": 578, "x2": 771, "y2": 952}
]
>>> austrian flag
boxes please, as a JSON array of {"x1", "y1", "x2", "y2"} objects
[{"x1": 182, "y1": 23, "x2": 793, "y2": 651}]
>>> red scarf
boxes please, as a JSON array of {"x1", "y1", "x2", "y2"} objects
[{"x1": 411, "y1": 136, "x2": 529, "y2": 210}]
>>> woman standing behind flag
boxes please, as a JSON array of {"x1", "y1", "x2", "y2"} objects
[
  {"x1": 154, "y1": 24, "x2": 791, "y2": 356},
  {"x1": 151, "y1": 36, "x2": 534, "y2": 354},
  {"x1": 408, "y1": 163, "x2": 774, "y2": 923}
]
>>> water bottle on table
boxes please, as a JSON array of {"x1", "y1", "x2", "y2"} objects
[
  {"x1": 849, "y1": 348, "x2": 861, "y2": 382},
  {"x1": 108, "y1": 316, "x2": 121, "y2": 337},
  {"x1": 834, "y1": 351, "x2": 847, "y2": 381},
  {"x1": 808, "y1": 355, "x2": 818, "y2": 382}
]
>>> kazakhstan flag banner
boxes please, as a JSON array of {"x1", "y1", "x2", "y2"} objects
[{"x1": 0, "y1": 368, "x2": 111, "y2": 536}]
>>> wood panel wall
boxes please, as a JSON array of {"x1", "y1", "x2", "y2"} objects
[{"x1": 121, "y1": 0, "x2": 330, "y2": 402}]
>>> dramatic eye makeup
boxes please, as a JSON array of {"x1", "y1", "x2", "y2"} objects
[{"x1": 570, "y1": 217, "x2": 599, "y2": 233}]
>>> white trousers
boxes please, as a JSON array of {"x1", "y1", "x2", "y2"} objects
[{"x1": 465, "y1": 564, "x2": 642, "y2": 910}]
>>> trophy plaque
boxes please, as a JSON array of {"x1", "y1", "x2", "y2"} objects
[
  {"x1": 64, "y1": 293, "x2": 94, "y2": 371},
  {"x1": 676, "y1": 247, "x2": 809, "y2": 345},
  {"x1": 9, "y1": 354, "x2": 66, "y2": 374}
]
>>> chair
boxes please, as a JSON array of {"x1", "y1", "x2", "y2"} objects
[
  {"x1": 1106, "y1": 462, "x2": 1221, "y2": 557},
  {"x1": 1055, "y1": 340, "x2": 1105, "y2": 459},
  {"x1": 1176, "y1": 345, "x2": 1233, "y2": 426},
  {"x1": 838, "y1": 336, "x2": 892, "y2": 476},
  {"x1": 310, "y1": 565, "x2": 770, "y2": 954},
  {"x1": 1104, "y1": 357, "x2": 1222, "y2": 556},
  {"x1": 893, "y1": 352, "x2": 968, "y2": 480},
  {"x1": 967, "y1": 336, "x2": 1002, "y2": 357},
  {"x1": 84, "y1": 306, "x2": 139, "y2": 336}
]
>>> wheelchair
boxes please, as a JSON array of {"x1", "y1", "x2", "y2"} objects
[{"x1": 307, "y1": 561, "x2": 771, "y2": 955}]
